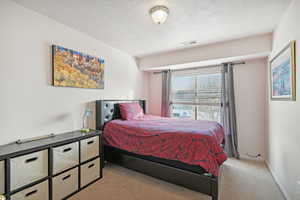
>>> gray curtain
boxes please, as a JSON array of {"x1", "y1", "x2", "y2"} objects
[
  {"x1": 221, "y1": 63, "x2": 240, "y2": 158},
  {"x1": 161, "y1": 70, "x2": 172, "y2": 117}
]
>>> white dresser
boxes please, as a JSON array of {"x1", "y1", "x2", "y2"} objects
[
  {"x1": 52, "y1": 142, "x2": 79, "y2": 175},
  {"x1": 10, "y1": 150, "x2": 49, "y2": 191},
  {"x1": 52, "y1": 168, "x2": 78, "y2": 200},
  {"x1": 0, "y1": 130, "x2": 102, "y2": 200},
  {"x1": 10, "y1": 181, "x2": 49, "y2": 200}
]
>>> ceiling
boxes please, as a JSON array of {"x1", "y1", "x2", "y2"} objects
[{"x1": 12, "y1": 0, "x2": 291, "y2": 57}]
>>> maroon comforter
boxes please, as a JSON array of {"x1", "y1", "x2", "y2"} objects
[{"x1": 103, "y1": 115, "x2": 227, "y2": 176}]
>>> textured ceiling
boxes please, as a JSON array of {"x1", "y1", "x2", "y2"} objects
[{"x1": 12, "y1": 0, "x2": 291, "y2": 56}]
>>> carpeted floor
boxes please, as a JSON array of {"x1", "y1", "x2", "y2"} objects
[{"x1": 70, "y1": 158, "x2": 284, "y2": 200}]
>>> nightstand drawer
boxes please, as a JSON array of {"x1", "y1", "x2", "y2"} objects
[
  {"x1": 52, "y1": 168, "x2": 78, "y2": 200},
  {"x1": 80, "y1": 136, "x2": 99, "y2": 162},
  {"x1": 53, "y1": 142, "x2": 79, "y2": 174},
  {"x1": 10, "y1": 180, "x2": 49, "y2": 200},
  {"x1": 80, "y1": 157, "x2": 100, "y2": 187},
  {"x1": 0, "y1": 160, "x2": 4, "y2": 195},
  {"x1": 10, "y1": 150, "x2": 48, "y2": 191}
]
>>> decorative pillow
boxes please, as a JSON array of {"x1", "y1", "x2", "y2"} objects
[{"x1": 119, "y1": 102, "x2": 144, "y2": 120}]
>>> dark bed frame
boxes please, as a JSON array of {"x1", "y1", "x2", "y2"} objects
[{"x1": 95, "y1": 100, "x2": 219, "y2": 200}]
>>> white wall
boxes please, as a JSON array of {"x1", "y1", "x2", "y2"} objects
[
  {"x1": 137, "y1": 33, "x2": 272, "y2": 70},
  {"x1": 267, "y1": 0, "x2": 300, "y2": 199},
  {"x1": 147, "y1": 58, "x2": 267, "y2": 159},
  {"x1": 147, "y1": 73, "x2": 162, "y2": 116},
  {"x1": 234, "y1": 58, "x2": 267, "y2": 159},
  {"x1": 0, "y1": 0, "x2": 147, "y2": 145}
]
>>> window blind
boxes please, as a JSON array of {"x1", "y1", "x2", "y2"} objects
[{"x1": 170, "y1": 66, "x2": 222, "y2": 121}]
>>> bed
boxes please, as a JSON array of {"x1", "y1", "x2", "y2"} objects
[{"x1": 96, "y1": 100, "x2": 227, "y2": 200}]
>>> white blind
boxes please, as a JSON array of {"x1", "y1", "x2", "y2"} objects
[{"x1": 171, "y1": 67, "x2": 222, "y2": 106}]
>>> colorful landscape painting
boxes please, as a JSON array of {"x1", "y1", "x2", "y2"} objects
[
  {"x1": 52, "y1": 45, "x2": 105, "y2": 89},
  {"x1": 270, "y1": 41, "x2": 296, "y2": 100}
]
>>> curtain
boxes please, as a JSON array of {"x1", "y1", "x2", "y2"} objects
[
  {"x1": 161, "y1": 70, "x2": 172, "y2": 117},
  {"x1": 221, "y1": 63, "x2": 240, "y2": 158}
]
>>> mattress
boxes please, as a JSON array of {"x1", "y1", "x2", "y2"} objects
[{"x1": 103, "y1": 115, "x2": 227, "y2": 176}]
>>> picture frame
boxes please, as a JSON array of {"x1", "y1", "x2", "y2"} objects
[
  {"x1": 52, "y1": 45, "x2": 105, "y2": 89},
  {"x1": 270, "y1": 41, "x2": 296, "y2": 101}
]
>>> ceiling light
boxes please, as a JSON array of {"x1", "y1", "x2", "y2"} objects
[{"x1": 149, "y1": 5, "x2": 169, "y2": 24}]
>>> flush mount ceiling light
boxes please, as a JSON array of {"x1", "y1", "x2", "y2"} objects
[{"x1": 149, "y1": 5, "x2": 169, "y2": 24}]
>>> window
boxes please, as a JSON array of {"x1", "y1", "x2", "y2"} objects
[{"x1": 170, "y1": 69, "x2": 222, "y2": 122}]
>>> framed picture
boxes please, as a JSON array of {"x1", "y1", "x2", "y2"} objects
[
  {"x1": 52, "y1": 45, "x2": 105, "y2": 89},
  {"x1": 270, "y1": 41, "x2": 296, "y2": 101}
]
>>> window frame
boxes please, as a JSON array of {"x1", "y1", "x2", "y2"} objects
[{"x1": 170, "y1": 71, "x2": 222, "y2": 121}]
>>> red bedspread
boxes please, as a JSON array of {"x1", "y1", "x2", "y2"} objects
[{"x1": 103, "y1": 115, "x2": 227, "y2": 176}]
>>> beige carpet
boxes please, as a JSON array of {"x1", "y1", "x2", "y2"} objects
[{"x1": 70, "y1": 158, "x2": 284, "y2": 200}]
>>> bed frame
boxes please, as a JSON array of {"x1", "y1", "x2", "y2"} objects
[{"x1": 95, "y1": 100, "x2": 219, "y2": 200}]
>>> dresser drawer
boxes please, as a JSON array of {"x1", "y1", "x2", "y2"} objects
[
  {"x1": 0, "y1": 160, "x2": 4, "y2": 195},
  {"x1": 53, "y1": 142, "x2": 79, "y2": 174},
  {"x1": 80, "y1": 158, "x2": 100, "y2": 187},
  {"x1": 80, "y1": 136, "x2": 99, "y2": 162},
  {"x1": 10, "y1": 150, "x2": 48, "y2": 191},
  {"x1": 10, "y1": 180, "x2": 49, "y2": 200},
  {"x1": 52, "y1": 167, "x2": 78, "y2": 200}
]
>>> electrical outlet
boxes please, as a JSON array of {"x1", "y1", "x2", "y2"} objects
[
  {"x1": 246, "y1": 153, "x2": 261, "y2": 159},
  {"x1": 297, "y1": 180, "x2": 300, "y2": 186}
]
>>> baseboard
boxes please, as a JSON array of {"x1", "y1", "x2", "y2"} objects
[{"x1": 265, "y1": 161, "x2": 291, "y2": 200}]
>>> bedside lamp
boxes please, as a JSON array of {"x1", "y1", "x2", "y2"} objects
[{"x1": 81, "y1": 108, "x2": 92, "y2": 133}]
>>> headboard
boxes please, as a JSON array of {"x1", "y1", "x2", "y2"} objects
[{"x1": 95, "y1": 100, "x2": 146, "y2": 130}]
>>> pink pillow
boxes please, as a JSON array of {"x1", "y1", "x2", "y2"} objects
[{"x1": 119, "y1": 102, "x2": 144, "y2": 120}]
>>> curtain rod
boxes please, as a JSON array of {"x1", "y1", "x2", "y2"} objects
[{"x1": 153, "y1": 61, "x2": 245, "y2": 74}]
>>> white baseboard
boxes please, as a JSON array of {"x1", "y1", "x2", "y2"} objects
[{"x1": 265, "y1": 161, "x2": 291, "y2": 200}]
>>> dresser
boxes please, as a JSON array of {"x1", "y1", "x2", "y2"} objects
[{"x1": 0, "y1": 130, "x2": 102, "y2": 200}]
